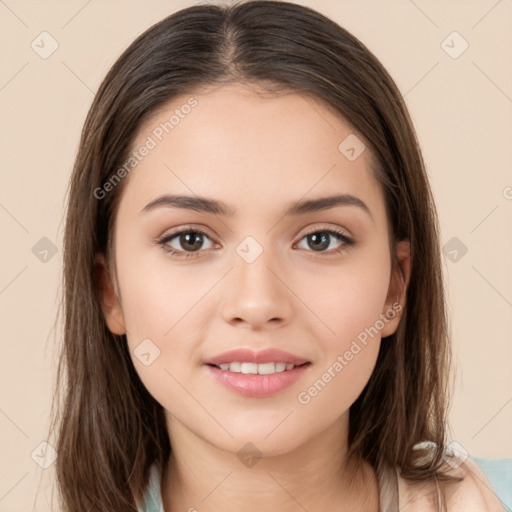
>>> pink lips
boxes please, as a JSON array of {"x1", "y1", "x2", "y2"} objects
[
  {"x1": 203, "y1": 348, "x2": 311, "y2": 398},
  {"x1": 204, "y1": 348, "x2": 309, "y2": 366}
]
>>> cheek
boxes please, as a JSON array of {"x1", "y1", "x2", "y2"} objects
[
  {"x1": 116, "y1": 237, "x2": 214, "y2": 342},
  {"x1": 295, "y1": 342, "x2": 379, "y2": 427},
  {"x1": 295, "y1": 270, "x2": 388, "y2": 414},
  {"x1": 300, "y1": 249, "x2": 391, "y2": 349},
  {"x1": 114, "y1": 241, "x2": 222, "y2": 404},
  {"x1": 293, "y1": 248, "x2": 390, "y2": 403}
]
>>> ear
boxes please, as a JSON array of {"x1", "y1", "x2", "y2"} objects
[
  {"x1": 94, "y1": 253, "x2": 126, "y2": 335},
  {"x1": 380, "y1": 239, "x2": 411, "y2": 338}
]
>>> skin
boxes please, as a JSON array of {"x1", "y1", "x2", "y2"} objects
[{"x1": 97, "y1": 82, "x2": 411, "y2": 511}]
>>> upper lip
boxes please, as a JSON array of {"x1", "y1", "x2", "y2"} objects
[{"x1": 204, "y1": 348, "x2": 310, "y2": 366}]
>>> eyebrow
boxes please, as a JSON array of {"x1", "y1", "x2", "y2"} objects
[{"x1": 140, "y1": 193, "x2": 373, "y2": 221}]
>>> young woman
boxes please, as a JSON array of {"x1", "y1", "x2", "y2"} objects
[{"x1": 50, "y1": 1, "x2": 507, "y2": 511}]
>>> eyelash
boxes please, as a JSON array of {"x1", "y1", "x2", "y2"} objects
[{"x1": 157, "y1": 226, "x2": 356, "y2": 259}]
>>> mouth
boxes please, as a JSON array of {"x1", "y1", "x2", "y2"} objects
[
  {"x1": 206, "y1": 361, "x2": 310, "y2": 374},
  {"x1": 204, "y1": 361, "x2": 312, "y2": 398},
  {"x1": 203, "y1": 347, "x2": 311, "y2": 397},
  {"x1": 203, "y1": 347, "x2": 310, "y2": 367}
]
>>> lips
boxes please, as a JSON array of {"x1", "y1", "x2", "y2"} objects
[
  {"x1": 203, "y1": 348, "x2": 311, "y2": 398},
  {"x1": 203, "y1": 348, "x2": 309, "y2": 366}
]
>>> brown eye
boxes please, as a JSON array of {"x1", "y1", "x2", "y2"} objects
[
  {"x1": 296, "y1": 229, "x2": 355, "y2": 253},
  {"x1": 158, "y1": 229, "x2": 215, "y2": 257},
  {"x1": 176, "y1": 231, "x2": 206, "y2": 252}
]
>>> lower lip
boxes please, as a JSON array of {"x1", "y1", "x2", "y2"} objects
[{"x1": 205, "y1": 363, "x2": 311, "y2": 398}]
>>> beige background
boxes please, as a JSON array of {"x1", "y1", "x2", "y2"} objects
[{"x1": 1, "y1": 0, "x2": 511, "y2": 510}]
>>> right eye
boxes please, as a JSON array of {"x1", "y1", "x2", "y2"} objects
[{"x1": 157, "y1": 228, "x2": 216, "y2": 258}]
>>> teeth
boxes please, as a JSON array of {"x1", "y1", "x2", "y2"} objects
[
  {"x1": 216, "y1": 362, "x2": 299, "y2": 374},
  {"x1": 241, "y1": 362, "x2": 258, "y2": 374}
]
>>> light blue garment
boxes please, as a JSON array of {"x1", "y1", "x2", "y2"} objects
[
  {"x1": 472, "y1": 457, "x2": 512, "y2": 512},
  {"x1": 138, "y1": 464, "x2": 164, "y2": 512},
  {"x1": 137, "y1": 457, "x2": 512, "y2": 512}
]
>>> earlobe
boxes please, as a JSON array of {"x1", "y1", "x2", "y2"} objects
[
  {"x1": 380, "y1": 239, "x2": 411, "y2": 338},
  {"x1": 94, "y1": 253, "x2": 126, "y2": 335}
]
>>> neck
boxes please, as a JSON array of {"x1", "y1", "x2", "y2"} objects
[{"x1": 161, "y1": 415, "x2": 379, "y2": 512}]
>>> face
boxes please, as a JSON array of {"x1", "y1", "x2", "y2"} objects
[{"x1": 97, "y1": 82, "x2": 409, "y2": 458}]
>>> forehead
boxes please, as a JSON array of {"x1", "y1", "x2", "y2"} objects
[{"x1": 121, "y1": 82, "x2": 386, "y2": 223}]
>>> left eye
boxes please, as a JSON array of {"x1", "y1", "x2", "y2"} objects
[{"x1": 295, "y1": 229, "x2": 354, "y2": 253}]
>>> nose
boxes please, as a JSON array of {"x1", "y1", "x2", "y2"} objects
[{"x1": 221, "y1": 249, "x2": 293, "y2": 330}]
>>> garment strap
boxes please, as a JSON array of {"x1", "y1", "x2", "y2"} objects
[
  {"x1": 376, "y1": 462, "x2": 446, "y2": 512},
  {"x1": 376, "y1": 462, "x2": 399, "y2": 512}
]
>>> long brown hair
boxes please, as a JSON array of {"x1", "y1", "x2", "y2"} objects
[{"x1": 50, "y1": 1, "x2": 459, "y2": 510}]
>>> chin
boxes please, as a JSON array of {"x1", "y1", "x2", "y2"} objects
[{"x1": 207, "y1": 424, "x2": 307, "y2": 459}]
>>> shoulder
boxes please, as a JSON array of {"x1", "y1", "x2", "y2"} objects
[
  {"x1": 397, "y1": 457, "x2": 507, "y2": 512},
  {"x1": 442, "y1": 457, "x2": 507, "y2": 511}
]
